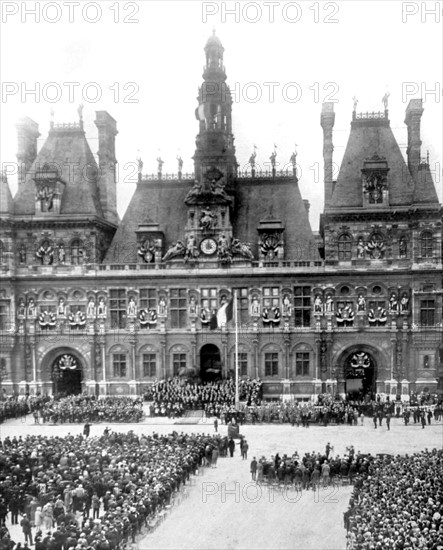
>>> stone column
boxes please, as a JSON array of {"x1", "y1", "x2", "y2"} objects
[
  {"x1": 222, "y1": 334, "x2": 228, "y2": 379},
  {"x1": 99, "y1": 335, "x2": 107, "y2": 396},
  {"x1": 191, "y1": 338, "x2": 197, "y2": 373},
  {"x1": 160, "y1": 338, "x2": 166, "y2": 378},
  {"x1": 28, "y1": 321, "x2": 38, "y2": 395},
  {"x1": 284, "y1": 336, "x2": 290, "y2": 379},
  {"x1": 253, "y1": 337, "x2": 259, "y2": 379},
  {"x1": 87, "y1": 334, "x2": 97, "y2": 396}
]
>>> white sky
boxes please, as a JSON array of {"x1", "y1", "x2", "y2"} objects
[{"x1": 1, "y1": 0, "x2": 442, "y2": 230}]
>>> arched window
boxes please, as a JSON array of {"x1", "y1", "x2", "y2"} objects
[
  {"x1": 71, "y1": 239, "x2": 83, "y2": 264},
  {"x1": 421, "y1": 231, "x2": 433, "y2": 258},
  {"x1": 337, "y1": 234, "x2": 352, "y2": 261}
]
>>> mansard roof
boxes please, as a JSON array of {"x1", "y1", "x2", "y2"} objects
[
  {"x1": 414, "y1": 162, "x2": 440, "y2": 205},
  {"x1": 329, "y1": 113, "x2": 416, "y2": 209},
  {"x1": 13, "y1": 123, "x2": 103, "y2": 217},
  {"x1": 234, "y1": 177, "x2": 319, "y2": 260},
  {"x1": 104, "y1": 178, "x2": 189, "y2": 263},
  {"x1": 0, "y1": 173, "x2": 13, "y2": 216},
  {"x1": 104, "y1": 174, "x2": 319, "y2": 263}
]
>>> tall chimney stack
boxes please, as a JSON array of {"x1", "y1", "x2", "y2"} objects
[
  {"x1": 321, "y1": 103, "x2": 335, "y2": 208},
  {"x1": 404, "y1": 99, "x2": 423, "y2": 181},
  {"x1": 95, "y1": 111, "x2": 118, "y2": 225},
  {"x1": 16, "y1": 117, "x2": 40, "y2": 186}
]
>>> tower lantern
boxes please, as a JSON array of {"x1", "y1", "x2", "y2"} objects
[{"x1": 194, "y1": 32, "x2": 237, "y2": 186}]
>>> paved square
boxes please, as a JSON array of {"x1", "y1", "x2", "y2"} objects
[{"x1": 1, "y1": 415, "x2": 442, "y2": 550}]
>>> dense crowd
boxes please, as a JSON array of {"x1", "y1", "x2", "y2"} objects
[
  {"x1": 251, "y1": 443, "x2": 370, "y2": 488},
  {"x1": 241, "y1": 401, "x2": 363, "y2": 425},
  {"x1": 0, "y1": 430, "x2": 224, "y2": 550},
  {"x1": 33, "y1": 396, "x2": 144, "y2": 424},
  {"x1": 0, "y1": 399, "x2": 29, "y2": 424},
  {"x1": 215, "y1": 397, "x2": 441, "y2": 426},
  {"x1": 345, "y1": 449, "x2": 443, "y2": 549},
  {"x1": 148, "y1": 378, "x2": 262, "y2": 417}
]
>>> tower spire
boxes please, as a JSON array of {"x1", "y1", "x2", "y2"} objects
[{"x1": 193, "y1": 33, "x2": 237, "y2": 186}]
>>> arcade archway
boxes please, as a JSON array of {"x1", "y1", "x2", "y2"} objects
[
  {"x1": 200, "y1": 344, "x2": 222, "y2": 382},
  {"x1": 51, "y1": 353, "x2": 83, "y2": 396},
  {"x1": 335, "y1": 345, "x2": 382, "y2": 401},
  {"x1": 344, "y1": 352, "x2": 376, "y2": 400}
]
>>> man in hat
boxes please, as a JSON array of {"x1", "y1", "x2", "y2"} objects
[
  {"x1": 83, "y1": 422, "x2": 91, "y2": 438},
  {"x1": 21, "y1": 513, "x2": 33, "y2": 545},
  {"x1": 250, "y1": 457, "x2": 257, "y2": 481}
]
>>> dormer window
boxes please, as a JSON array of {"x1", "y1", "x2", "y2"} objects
[
  {"x1": 361, "y1": 154, "x2": 390, "y2": 207},
  {"x1": 337, "y1": 234, "x2": 352, "y2": 261},
  {"x1": 34, "y1": 163, "x2": 65, "y2": 214}
]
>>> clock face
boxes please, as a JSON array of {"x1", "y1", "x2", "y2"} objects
[{"x1": 200, "y1": 238, "x2": 217, "y2": 255}]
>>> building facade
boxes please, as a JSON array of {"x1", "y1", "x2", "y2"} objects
[{"x1": 1, "y1": 34, "x2": 442, "y2": 400}]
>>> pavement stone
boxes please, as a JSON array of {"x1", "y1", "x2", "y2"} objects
[{"x1": 1, "y1": 415, "x2": 442, "y2": 550}]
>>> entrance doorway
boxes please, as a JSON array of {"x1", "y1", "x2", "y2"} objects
[
  {"x1": 200, "y1": 344, "x2": 222, "y2": 382},
  {"x1": 52, "y1": 353, "x2": 82, "y2": 396},
  {"x1": 344, "y1": 352, "x2": 376, "y2": 400}
]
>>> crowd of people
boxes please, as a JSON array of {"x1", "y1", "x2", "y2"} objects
[
  {"x1": 0, "y1": 399, "x2": 29, "y2": 425},
  {"x1": 211, "y1": 395, "x2": 441, "y2": 427},
  {"x1": 32, "y1": 396, "x2": 144, "y2": 424},
  {"x1": 0, "y1": 429, "x2": 224, "y2": 550},
  {"x1": 345, "y1": 448, "x2": 443, "y2": 549},
  {"x1": 250, "y1": 443, "x2": 370, "y2": 489},
  {"x1": 147, "y1": 378, "x2": 262, "y2": 417}
]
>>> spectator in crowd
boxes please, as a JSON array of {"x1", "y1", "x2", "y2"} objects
[
  {"x1": 250, "y1": 457, "x2": 257, "y2": 481},
  {"x1": 20, "y1": 515, "x2": 32, "y2": 546},
  {"x1": 148, "y1": 377, "x2": 262, "y2": 418},
  {"x1": 345, "y1": 448, "x2": 443, "y2": 549},
  {"x1": 1, "y1": 429, "x2": 225, "y2": 549}
]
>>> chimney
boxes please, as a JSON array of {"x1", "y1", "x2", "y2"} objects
[
  {"x1": 404, "y1": 99, "x2": 423, "y2": 181},
  {"x1": 95, "y1": 111, "x2": 118, "y2": 225},
  {"x1": 320, "y1": 103, "x2": 335, "y2": 208},
  {"x1": 16, "y1": 117, "x2": 40, "y2": 186}
]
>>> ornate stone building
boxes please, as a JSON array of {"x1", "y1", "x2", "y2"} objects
[{"x1": 1, "y1": 34, "x2": 442, "y2": 399}]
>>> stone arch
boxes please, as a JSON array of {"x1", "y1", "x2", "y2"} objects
[
  {"x1": 39, "y1": 346, "x2": 88, "y2": 395},
  {"x1": 333, "y1": 343, "x2": 388, "y2": 398},
  {"x1": 67, "y1": 288, "x2": 86, "y2": 301}
]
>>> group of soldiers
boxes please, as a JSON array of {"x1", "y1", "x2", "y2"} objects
[{"x1": 32, "y1": 396, "x2": 144, "y2": 424}]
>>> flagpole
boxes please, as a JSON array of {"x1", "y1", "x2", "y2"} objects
[{"x1": 234, "y1": 290, "x2": 239, "y2": 408}]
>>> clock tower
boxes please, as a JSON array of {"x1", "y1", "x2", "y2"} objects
[
  {"x1": 183, "y1": 166, "x2": 234, "y2": 264},
  {"x1": 178, "y1": 32, "x2": 243, "y2": 266},
  {"x1": 162, "y1": 32, "x2": 254, "y2": 267},
  {"x1": 193, "y1": 31, "x2": 238, "y2": 188}
]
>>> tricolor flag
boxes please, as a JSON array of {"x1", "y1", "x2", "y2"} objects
[{"x1": 210, "y1": 299, "x2": 234, "y2": 330}]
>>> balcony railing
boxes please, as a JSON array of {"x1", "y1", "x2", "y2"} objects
[{"x1": 140, "y1": 172, "x2": 195, "y2": 181}]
